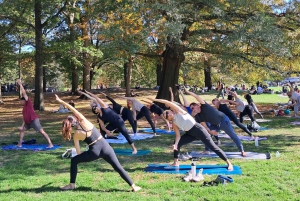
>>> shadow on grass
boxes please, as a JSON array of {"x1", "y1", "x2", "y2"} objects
[{"x1": 0, "y1": 183, "x2": 130, "y2": 194}]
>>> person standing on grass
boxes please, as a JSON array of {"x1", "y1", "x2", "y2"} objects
[
  {"x1": 79, "y1": 91, "x2": 137, "y2": 154},
  {"x1": 117, "y1": 95, "x2": 157, "y2": 136},
  {"x1": 244, "y1": 93, "x2": 263, "y2": 119},
  {"x1": 55, "y1": 94, "x2": 141, "y2": 191},
  {"x1": 287, "y1": 83, "x2": 300, "y2": 117},
  {"x1": 141, "y1": 99, "x2": 172, "y2": 132},
  {"x1": 100, "y1": 92, "x2": 137, "y2": 135},
  {"x1": 16, "y1": 79, "x2": 53, "y2": 148},
  {"x1": 185, "y1": 90, "x2": 246, "y2": 157},
  {"x1": 148, "y1": 97, "x2": 233, "y2": 170},
  {"x1": 212, "y1": 98, "x2": 254, "y2": 137}
]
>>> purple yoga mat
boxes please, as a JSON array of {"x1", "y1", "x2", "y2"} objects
[{"x1": 218, "y1": 134, "x2": 267, "y2": 141}]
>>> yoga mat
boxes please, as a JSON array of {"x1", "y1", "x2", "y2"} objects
[
  {"x1": 190, "y1": 151, "x2": 271, "y2": 160},
  {"x1": 232, "y1": 124, "x2": 271, "y2": 131},
  {"x1": 139, "y1": 128, "x2": 176, "y2": 134},
  {"x1": 113, "y1": 148, "x2": 152, "y2": 156},
  {"x1": 105, "y1": 133, "x2": 154, "y2": 144},
  {"x1": 290, "y1": 121, "x2": 300, "y2": 125},
  {"x1": 191, "y1": 141, "x2": 236, "y2": 147},
  {"x1": 218, "y1": 134, "x2": 267, "y2": 141},
  {"x1": 145, "y1": 164, "x2": 242, "y2": 175},
  {"x1": 243, "y1": 118, "x2": 272, "y2": 122},
  {"x1": 2, "y1": 144, "x2": 61, "y2": 151}
]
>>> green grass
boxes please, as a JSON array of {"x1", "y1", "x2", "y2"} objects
[{"x1": 0, "y1": 91, "x2": 299, "y2": 201}]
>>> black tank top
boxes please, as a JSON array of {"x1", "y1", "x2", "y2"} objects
[
  {"x1": 97, "y1": 107, "x2": 122, "y2": 124},
  {"x1": 83, "y1": 127, "x2": 101, "y2": 145},
  {"x1": 218, "y1": 104, "x2": 236, "y2": 120},
  {"x1": 150, "y1": 104, "x2": 164, "y2": 116}
]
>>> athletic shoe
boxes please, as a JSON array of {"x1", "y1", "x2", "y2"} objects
[
  {"x1": 182, "y1": 171, "x2": 193, "y2": 182},
  {"x1": 178, "y1": 154, "x2": 189, "y2": 161},
  {"x1": 183, "y1": 152, "x2": 193, "y2": 159},
  {"x1": 192, "y1": 169, "x2": 204, "y2": 182}
]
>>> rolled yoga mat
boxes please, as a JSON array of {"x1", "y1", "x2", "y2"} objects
[{"x1": 145, "y1": 164, "x2": 242, "y2": 175}]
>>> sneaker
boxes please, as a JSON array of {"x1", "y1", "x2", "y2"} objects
[
  {"x1": 178, "y1": 154, "x2": 189, "y2": 161},
  {"x1": 183, "y1": 152, "x2": 192, "y2": 159},
  {"x1": 192, "y1": 169, "x2": 204, "y2": 182},
  {"x1": 182, "y1": 171, "x2": 193, "y2": 182}
]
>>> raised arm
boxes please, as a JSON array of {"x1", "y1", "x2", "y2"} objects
[
  {"x1": 141, "y1": 99, "x2": 153, "y2": 105},
  {"x1": 84, "y1": 91, "x2": 108, "y2": 108},
  {"x1": 178, "y1": 89, "x2": 189, "y2": 107},
  {"x1": 184, "y1": 88, "x2": 205, "y2": 104},
  {"x1": 148, "y1": 98, "x2": 185, "y2": 114},
  {"x1": 169, "y1": 87, "x2": 174, "y2": 102},
  {"x1": 228, "y1": 90, "x2": 239, "y2": 100},
  {"x1": 116, "y1": 95, "x2": 136, "y2": 101},
  {"x1": 287, "y1": 83, "x2": 294, "y2": 92},
  {"x1": 219, "y1": 99, "x2": 238, "y2": 105},
  {"x1": 55, "y1": 94, "x2": 85, "y2": 121},
  {"x1": 17, "y1": 79, "x2": 28, "y2": 101},
  {"x1": 101, "y1": 92, "x2": 117, "y2": 105},
  {"x1": 78, "y1": 91, "x2": 97, "y2": 102}
]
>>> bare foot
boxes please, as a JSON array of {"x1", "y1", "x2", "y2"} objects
[
  {"x1": 132, "y1": 149, "x2": 137, "y2": 154},
  {"x1": 60, "y1": 183, "x2": 75, "y2": 190},
  {"x1": 201, "y1": 151, "x2": 210, "y2": 155},
  {"x1": 169, "y1": 162, "x2": 179, "y2": 167},
  {"x1": 47, "y1": 144, "x2": 54, "y2": 148},
  {"x1": 131, "y1": 185, "x2": 141, "y2": 192},
  {"x1": 241, "y1": 151, "x2": 247, "y2": 157}
]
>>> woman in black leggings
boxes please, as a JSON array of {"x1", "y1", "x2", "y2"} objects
[
  {"x1": 81, "y1": 91, "x2": 137, "y2": 154},
  {"x1": 148, "y1": 98, "x2": 233, "y2": 170},
  {"x1": 55, "y1": 94, "x2": 141, "y2": 192},
  {"x1": 100, "y1": 92, "x2": 137, "y2": 134},
  {"x1": 117, "y1": 95, "x2": 157, "y2": 136},
  {"x1": 244, "y1": 93, "x2": 263, "y2": 119},
  {"x1": 212, "y1": 98, "x2": 253, "y2": 137}
]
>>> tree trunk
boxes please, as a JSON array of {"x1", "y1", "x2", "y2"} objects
[
  {"x1": 156, "y1": 62, "x2": 162, "y2": 87},
  {"x1": 124, "y1": 57, "x2": 133, "y2": 97},
  {"x1": 156, "y1": 44, "x2": 185, "y2": 103},
  {"x1": 204, "y1": 60, "x2": 212, "y2": 90},
  {"x1": 81, "y1": 1, "x2": 90, "y2": 90},
  {"x1": 34, "y1": 0, "x2": 44, "y2": 111},
  {"x1": 69, "y1": 3, "x2": 78, "y2": 95},
  {"x1": 43, "y1": 64, "x2": 46, "y2": 92}
]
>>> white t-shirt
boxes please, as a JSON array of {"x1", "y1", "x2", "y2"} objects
[
  {"x1": 131, "y1": 99, "x2": 144, "y2": 112},
  {"x1": 291, "y1": 91, "x2": 300, "y2": 100},
  {"x1": 173, "y1": 113, "x2": 195, "y2": 131}
]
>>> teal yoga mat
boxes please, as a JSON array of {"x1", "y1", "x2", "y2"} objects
[
  {"x1": 114, "y1": 148, "x2": 152, "y2": 156},
  {"x1": 145, "y1": 164, "x2": 242, "y2": 175},
  {"x1": 139, "y1": 128, "x2": 176, "y2": 134}
]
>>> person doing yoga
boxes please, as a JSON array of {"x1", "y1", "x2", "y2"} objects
[
  {"x1": 148, "y1": 98, "x2": 233, "y2": 170},
  {"x1": 244, "y1": 93, "x2": 263, "y2": 119},
  {"x1": 100, "y1": 92, "x2": 137, "y2": 134},
  {"x1": 287, "y1": 83, "x2": 300, "y2": 117},
  {"x1": 117, "y1": 95, "x2": 156, "y2": 136},
  {"x1": 55, "y1": 94, "x2": 141, "y2": 191},
  {"x1": 185, "y1": 90, "x2": 246, "y2": 157},
  {"x1": 80, "y1": 91, "x2": 137, "y2": 154},
  {"x1": 212, "y1": 98, "x2": 253, "y2": 137},
  {"x1": 141, "y1": 99, "x2": 171, "y2": 132}
]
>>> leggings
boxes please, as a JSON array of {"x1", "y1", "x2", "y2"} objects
[
  {"x1": 240, "y1": 105, "x2": 255, "y2": 123},
  {"x1": 105, "y1": 120, "x2": 134, "y2": 145},
  {"x1": 70, "y1": 138, "x2": 133, "y2": 185},
  {"x1": 250, "y1": 102, "x2": 263, "y2": 118},
  {"x1": 121, "y1": 108, "x2": 137, "y2": 133},
  {"x1": 136, "y1": 106, "x2": 156, "y2": 133},
  {"x1": 175, "y1": 123, "x2": 227, "y2": 161},
  {"x1": 222, "y1": 110, "x2": 252, "y2": 137}
]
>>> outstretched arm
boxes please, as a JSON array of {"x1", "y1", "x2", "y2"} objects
[
  {"x1": 84, "y1": 91, "x2": 108, "y2": 108},
  {"x1": 219, "y1": 99, "x2": 238, "y2": 105},
  {"x1": 287, "y1": 83, "x2": 294, "y2": 92},
  {"x1": 228, "y1": 90, "x2": 239, "y2": 99},
  {"x1": 116, "y1": 95, "x2": 136, "y2": 101},
  {"x1": 169, "y1": 87, "x2": 174, "y2": 102},
  {"x1": 78, "y1": 91, "x2": 97, "y2": 102},
  {"x1": 178, "y1": 89, "x2": 189, "y2": 107},
  {"x1": 17, "y1": 79, "x2": 28, "y2": 101},
  {"x1": 55, "y1": 94, "x2": 85, "y2": 122},
  {"x1": 148, "y1": 98, "x2": 185, "y2": 114},
  {"x1": 184, "y1": 87, "x2": 205, "y2": 104},
  {"x1": 141, "y1": 99, "x2": 153, "y2": 105},
  {"x1": 101, "y1": 92, "x2": 117, "y2": 105}
]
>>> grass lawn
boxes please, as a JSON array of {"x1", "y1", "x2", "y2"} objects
[{"x1": 0, "y1": 89, "x2": 299, "y2": 201}]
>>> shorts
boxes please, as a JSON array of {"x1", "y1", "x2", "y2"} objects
[{"x1": 24, "y1": 118, "x2": 42, "y2": 132}]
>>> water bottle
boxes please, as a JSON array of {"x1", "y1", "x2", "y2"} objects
[
  {"x1": 255, "y1": 137, "x2": 259, "y2": 147},
  {"x1": 191, "y1": 162, "x2": 196, "y2": 178},
  {"x1": 276, "y1": 151, "x2": 280, "y2": 157}
]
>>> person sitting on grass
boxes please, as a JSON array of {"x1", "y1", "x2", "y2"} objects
[
  {"x1": 147, "y1": 97, "x2": 233, "y2": 170},
  {"x1": 55, "y1": 94, "x2": 141, "y2": 191}
]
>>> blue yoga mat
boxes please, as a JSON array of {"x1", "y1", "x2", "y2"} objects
[
  {"x1": 145, "y1": 164, "x2": 242, "y2": 175},
  {"x1": 113, "y1": 148, "x2": 152, "y2": 156},
  {"x1": 2, "y1": 144, "x2": 61, "y2": 151},
  {"x1": 139, "y1": 128, "x2": 175, "y2": 134}
]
